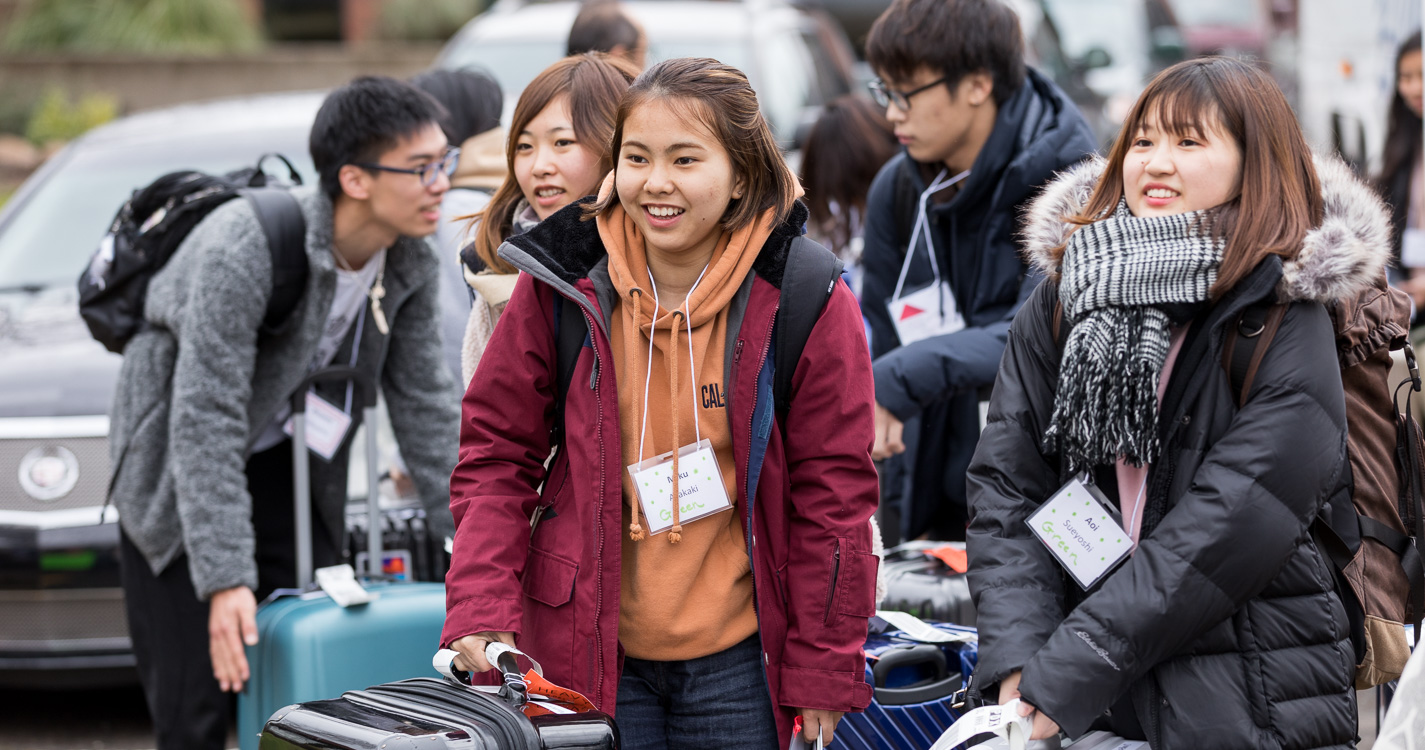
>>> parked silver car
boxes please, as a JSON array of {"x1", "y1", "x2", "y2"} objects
[{"x1": 0, "y1": 92, "x2": 320, "y2": 686}]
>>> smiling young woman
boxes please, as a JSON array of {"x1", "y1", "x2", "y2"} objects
[
  {"x1": 965, "y1": 57, "x2": 1384, "y2": 749},
  {"x1": 455, "y1": 53, "x2": 636, "y2": 386},
  {"x1": 441, "y1": 58, "x2": 880, "y2": 749}
]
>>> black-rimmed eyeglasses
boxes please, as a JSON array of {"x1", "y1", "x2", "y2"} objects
[
  {"x1": 868, "y1": 77, "x2": 949, "y2": 111},
  {"x1": 353, "y1": 146, "x2": 461, "y2": 187}
]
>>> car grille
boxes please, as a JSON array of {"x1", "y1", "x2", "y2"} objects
[
  {"x1": 0, "y1": 589, "x2": 130, "y2": 651},
  {"x1": 0, "y1": 436, "x2": 110, "y2": 512}
]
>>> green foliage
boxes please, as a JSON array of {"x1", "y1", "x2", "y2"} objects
[
  {"x1": 0, "y1": 88, "x2": 38, "y2": 136},
  {"x1": 3, "y1": 0, "x2": 261, "y2": 54},
  {"x1": 24, "y1": 88, "x2": 118, "y2": 144},
  {"x1": 380, "y1": 0, "x2": 484, "y2": 41}
]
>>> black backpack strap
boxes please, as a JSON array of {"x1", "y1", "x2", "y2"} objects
[
  {"x1": 1052, "y1": 300, "x2": 1069, "y2": 351},
  {"x1": 774, "y1": 236, "x2": 844, "y2": 419},
  {"x1": 1222, "y1": 301, "x2": 1287, "y2": 408},
  {"x1": 550, "y1": 295, "x2": 587, "y2": 448},
  {"x1": 243, "y1": 188, "x2": 309, "y2": 336}
]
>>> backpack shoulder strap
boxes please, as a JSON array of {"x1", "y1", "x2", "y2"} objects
[
  {"x1": 244, "y1": 188, "x2": 309, "y2": 336},
  {"x1": 1052, "y1": 300, "x2": 1069, "y2": 351},
  {"x1": 1220, "y1": 301, "x2": 1288, "y2": 408},
  {"x1": 774, "y1": 236, "x2": 845, "y2": 419},
  {"x1": 550, "y1": 294, "x2": 587, "y2": 448}
]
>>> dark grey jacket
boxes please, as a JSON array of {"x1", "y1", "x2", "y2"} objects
[
  {"x1": 109, "y1": 186, "x2": 461, "y2": 600},
  {"x1": 967, "y1": 157, "x2": 1390, "y2": 749},
  {"x1": 861, "y1": 68, "x2": 1096, "y2": 539}
]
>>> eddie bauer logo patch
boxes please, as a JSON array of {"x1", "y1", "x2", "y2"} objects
[{"x1": 1075, "y1": 630, "x2": 1120, "y2": 671}]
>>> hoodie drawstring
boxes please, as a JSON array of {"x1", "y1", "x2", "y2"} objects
[
  {"x1": 667, "y1": 310, "x2": 685, "y2": 544},
  {"x1": 627, "y1": 264, "x2": 709, "y2": 544},
  {"x1": 626, "y1": 288, "x2": 647, "y2": 541}
]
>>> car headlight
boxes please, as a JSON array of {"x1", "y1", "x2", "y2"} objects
[{"x1": 19, "y1": 445, "x2": 80, "y2": 501}]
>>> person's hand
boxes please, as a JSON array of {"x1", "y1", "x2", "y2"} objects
[
  {"x1": 449, "y1": 631, "x2": 516, "y2": 672},
  {"x1": 999, "y1": 671, "x2": 1060, "y2": 741},
  {"x1": 872, "y1": 403, "x2": 905, "y2": 461},
  {"x1": 797, "y1": 707, "x2": 844, "y2": 745},
  {"x1": 1017, "y1": 699, "x2": 1062, "y2": 740},
  {"x1": 997, "y1": 670, "x2": 1023, "y2": 703},
  {"x1": 208, "y1": 585, "x2": 258, "y2": 693}
]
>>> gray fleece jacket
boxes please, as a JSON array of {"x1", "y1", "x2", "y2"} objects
[{"x1": 108, "y1": 185, "x2": 461, "y2": 600}]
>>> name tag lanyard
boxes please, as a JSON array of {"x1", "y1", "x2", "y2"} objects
[
  {"x1": 888, "y1": 168, "x2": 971, "y2": 321},
  {"x1": 637, "y1": 262, "x2": 709, "y2": 456},
  {"x1": 627, "y1": 260, "x2": 738, "y2": 542}
]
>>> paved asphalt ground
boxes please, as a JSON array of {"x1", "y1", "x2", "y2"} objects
[{"x1": 0, "y1": 683, "x2": 1387, "y2": 749}]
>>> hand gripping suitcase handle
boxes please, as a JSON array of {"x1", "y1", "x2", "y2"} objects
[
  {"x1": 433, "y1": 645, "x2": 536, "y2": 708},
  {"x1": 430, "y1": 647, "x2": 541, "y2": 712},
  {"x1": 289, "y1": 366, "x2": 380, "y2": 588}
]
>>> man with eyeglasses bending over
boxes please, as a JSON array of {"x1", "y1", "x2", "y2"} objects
[
  {"x1": 860, "y1": 0, "x2": 1095, "y2": 543},
  {"x1": 108, "y1": 76, "x2": 461, "y2": 750}
]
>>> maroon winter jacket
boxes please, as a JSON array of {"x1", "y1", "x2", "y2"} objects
[{"x1": 442, "y1": 201, "x2": 879, "y2": 741}]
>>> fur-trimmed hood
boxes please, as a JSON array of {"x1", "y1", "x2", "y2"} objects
[{"x1": 1019, "y1": 155, "x2": 1392, "y2": 303}]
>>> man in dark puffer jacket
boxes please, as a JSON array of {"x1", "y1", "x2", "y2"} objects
[
  {"x1": 966, "y1": 155, "x2": 1385, "y2": 749},
  {"x1": 860, "y1": 0, "x2": 1096, "y2": 541}
]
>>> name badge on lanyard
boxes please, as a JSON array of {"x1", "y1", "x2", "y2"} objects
[
  {"x1": 1026, "y1": 476, "x2": 1134, "y2": 590},
  {"x1": 627, "y1": 438, "x2": 733, "y2": 535},
  {"x1": 624, "y1": 260, "x2": 733, "y2": 538},
  {"x1": 282, "y1": 391, "x2": 352, "y2": 462},
  {"x1": 886, "y1": 168, "x2": 970, "y2": 346}
]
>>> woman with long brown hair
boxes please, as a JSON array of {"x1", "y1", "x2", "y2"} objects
[
  {"x1": 966, "y1": 57, "x2": 1382, "y2": 747},
  {"x1": 798, "y1": 95, "x2": 898, "y2": 294},
  {"x1": 457, "y1": 53, "x2": 637, "y2": 384},
  {"x1": 1378, "y1": 32, "x2": 1424, "y2": 305},
  {"x1": 441, "y1": 58, "x2": 879, "y2": 747}
]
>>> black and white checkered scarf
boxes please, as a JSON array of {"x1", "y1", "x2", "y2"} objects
[{"x1": 1044, "y1": 201, "x2": 1224, "y2": 473}]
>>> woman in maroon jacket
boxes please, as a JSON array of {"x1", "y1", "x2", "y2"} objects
[{"x1": 442, "y1": 58, "x2": 880, "y2": 747}]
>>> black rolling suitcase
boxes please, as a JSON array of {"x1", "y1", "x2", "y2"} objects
[
  {"x1": 258, "y1": 646, "x2": 618, "y2": 749},
  {"x1": 880, "y1": 541, "x2": 977, "y2": 627},
  {"x1": 346, "y1": 504, "x2": 451, "y2": 582}
]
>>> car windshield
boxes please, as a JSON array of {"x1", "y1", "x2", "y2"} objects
[
  {"x1": 0, "y1": 134, "x2": 314, "y2": 290},
  {"x1": 1168, "y1": 0, "x2": 1258, "y2": 27},
  {"x1": 440, "y1": 38, "x2": 812, "y2": 140}
]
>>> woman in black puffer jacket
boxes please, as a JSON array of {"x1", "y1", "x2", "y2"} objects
[{"x1": 966, "y1": 57, "x2": 1388, "y2": 749}]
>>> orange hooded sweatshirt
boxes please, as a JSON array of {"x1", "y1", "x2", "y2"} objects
[{"x1": 601, "y1": 186, "x2": 778, "y2": 662}]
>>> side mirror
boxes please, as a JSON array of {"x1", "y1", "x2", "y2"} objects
[{"x1": 1078, "y1": 47, "x2": 1113, "y2": 71}]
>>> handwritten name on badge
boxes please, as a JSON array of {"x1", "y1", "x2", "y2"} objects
[
  {"x1": 627, "y1": 439, "x2": 733, "y2": 535},
  {"x1": 1026, "y1": 477, "x2": 1134, "y2": 589}
]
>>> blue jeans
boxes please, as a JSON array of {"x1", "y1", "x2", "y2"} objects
[{"x1": 616, "y1": 635, "x2": 782, "y2": 749}]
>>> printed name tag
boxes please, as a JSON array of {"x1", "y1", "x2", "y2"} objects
[
  {"x1": 282, "y1": 391, "x2": 352, "y2": 461},
  {"x1": 1027, "y1": 477, "x2": 1133, "y2": 590},
  {"x1": 1403, "y1": 228, "x2": 1425, "y2": 269},
  {"x1": 888, "y1": 281, "x2": 966, "y2": 346},
  {"x1": 627, "y1": 439, "x2": 733, "y2": 535}
]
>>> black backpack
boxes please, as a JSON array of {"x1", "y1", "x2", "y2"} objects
[
  {"x1": 549, "y1": 236, "x2": 845, "y2": 449},
  {"x1": 78, "y1": 154, "x2": 309, "y2": 354}
]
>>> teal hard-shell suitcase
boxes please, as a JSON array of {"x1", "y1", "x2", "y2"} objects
[{"x1": 235, "y1": 367, "x2": 448, "y2": 750}]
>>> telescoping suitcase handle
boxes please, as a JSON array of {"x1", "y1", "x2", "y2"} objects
[{"x1": 290, "y1": 365, "x2": 380, "y2": 588}]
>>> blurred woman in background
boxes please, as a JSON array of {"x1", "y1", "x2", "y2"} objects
[
  {"x1": 1379, "y1": 31, "x2": 1423, "y2": 306},
  {"x1": 798, "y1": 95, "x2": 899, "y2": 297}
]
